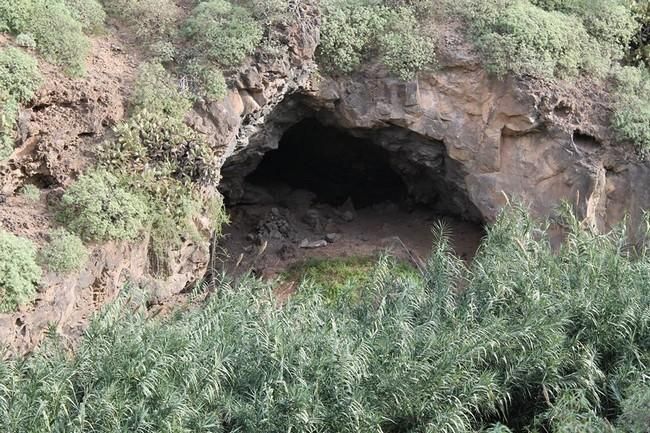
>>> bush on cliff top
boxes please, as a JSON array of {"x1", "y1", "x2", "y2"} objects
[
  {"x1": 183, "y1": 0, "x2": 263, "y2": 68},
  {"x1": 0, "y1": 207, "x2": 647, "y2": 431},
  {"x1": 318, "y1": 1, "x2": 435, "y2": 78}
]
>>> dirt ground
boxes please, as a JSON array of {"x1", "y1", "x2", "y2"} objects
[{"x1": 216, "y1": 183, "x2": 484, "y2": 280}]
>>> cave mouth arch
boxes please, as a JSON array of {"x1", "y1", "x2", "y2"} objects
[
  {"x1": 218, "y1": 113, "x2": 485, "y2": 274},
  {"x1": 246, "y1": 118, "x2": 408, "y2": 208}
]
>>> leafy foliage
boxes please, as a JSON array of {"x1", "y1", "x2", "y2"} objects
[
  {"x1": 0, "y1": 47, "x2": 41, "y2": 102},
  {"x1": 0, "y1": 207, "x2": 648, "y2": 431},
  {"x1": 0, "y1": 230, "x2": 41, "y2": 312},
  {"x1": 450, "y1": 0, "x2": 635, "y2": 78},
  {"x1": 628, "y1": 0, "x2": 650, "y2": 68},
  {"x1": 611, "y1": 65, "x2": 650, "y2": 156},
  {"x1": 0, "y1": 46, "x2": 41, "y2": 160},
  {"x1": 101, "y1": 0, "x2": 179, "y2": 41},
  {"x1": 130, "y1": 62, "x2": 192, "y2": 121},
  {"x1": 19, "y1": 184, "x2": 40, "y2": 201},
  {"x1": 183, "y1": 0, "x2": 263, "y2": 68},
  {"x1": 240, "y1": 0, "x2": 291, "y2": 25},
  {"x1": 108, "y1": 111, "x2": 219, "y2": 186},
  {"x1": 318, "y1": 1, "x2": 435, "y2": 78},
  {"x1": 57, "y1": 170, "x2": 149, "y2": 242},
  {"x1": 39, "y1": 228, "x2": 88, "y2": 274},
  {"x1": 0, "y1": 0, "x2": 91, "y2": 75},
  {"x1": 63, "y1": 0, "x2": 106, "y2": 33},
  {"x1": 184, "y1": 61, "x2": 228, "y2": 101}
]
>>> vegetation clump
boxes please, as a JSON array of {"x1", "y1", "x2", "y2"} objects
[
  {"x1": 63, "y1": 0, "x2": 106, "y2": 33},
  {"x1": 447, "y1": 0, "x2": 636, "y2": 78},
  {"x1": 0, "y1": 207, "x2": 647, "y2": 431},
  {"x1": 318, "y1": 1, "x2": 434, "y2": 78},
  {"x1": 57, "y1": 170, "x2": 149, "y2": 242},
  {"x1": 0, "y1": 0, "x2": 92, "y2": 75},
  {"x1": 0, "y1": 46, "x2": 41, "y2": 160},
  {"x1": 183, "y1": 0, "x2": 263, "y2": 68},
  {"x1": 101, "y1": 0, "x2": 178, "y2": 41},
  {"x1": 19, "y1": 184, "x2": 40, "y2": 201},
  {"x1": 39, "y1": 228, "x2": 88, "y2": 274},
  {"x1": 0, "y1": 230, "x2": 41, "y2": 312},
  {"x1": 612, "y1": 65, "x2": 650, "y2": 156},
  {"x1": 129, "y1": 62, "x2": 192, "y2": 120}
]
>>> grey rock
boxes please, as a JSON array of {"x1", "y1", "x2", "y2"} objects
[
  {"x1": 299, "y1": 238, "x2": 328, "y2": 249},
  {"x1": 342, "y1": 211, "x2": 355, "y2": 222},
  {"x1": 325, "y1": 233, "x2": 340, "y2": 243}
]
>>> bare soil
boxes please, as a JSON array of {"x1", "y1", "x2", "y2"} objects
[{"x1": 216, "y1": 183, "x2": 484, "y2": 280}]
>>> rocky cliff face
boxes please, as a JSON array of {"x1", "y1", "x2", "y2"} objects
[{"x1": 216, "y1": 23, "x2": 649, "y2": 235}]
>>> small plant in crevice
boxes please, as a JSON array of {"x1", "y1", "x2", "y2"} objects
[
  {"x1": 19, "y1": 184, "x2": 40, "y2": 201},
  {"x1": 38, "y1": 228, "x2": 88, "y2": 274},
  {"x1": 0, "y1": 230, "x2": 41, "y2": 312},
  {"x1": 57, "y1": 170, "x2": 149, "y2": 242}
]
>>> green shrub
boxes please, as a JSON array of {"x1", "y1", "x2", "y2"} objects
[
  {"x1": 107, "y1": 111, "x2": 219, "y2": 185},
  {"x1": 122, "y1": 174, "x2": 224, "y2": 276},
  {"x1": 611, "y1": 65, "x2": 650, "y2": 156},
  {"x1": 0, "y1": 46, "x2": 41, "y2": 103},
  {"x1": 149, "y1": 41, "x2": 176, "y2": 63},
  {"x1": 0, "y1": 206, "x2": 647, "y2": 431},
  {"x1": 39, "y1": 228, "x2": 88, "y2": 273},
  {"x1": 63, "y1": 0, "x2": 106, "y2": 33},
  {"x1": 185, "y1": 61, "x2": 227, "y2": 101},
  {"x1": 0, "y1": 230, "x2": 41, "y2": 312},
  {"x1": 239, "y1": 0, "x2": 291, "y2": 24},
  {"x1": 0, "y1": 0, "x2": 91, "y2": 76},
  {"x1": 448, "y1": 0, "x2": 638, "y2": 79},
  {"x1": 19, "y1": 184, "x2": 40, "y2": 201},
  {"x1": 183, "y1": 0, "x2": 263, "y2": 67},
  {"x1": 377, "y1": 8, "x2": 434, "y2": 79},
  {"x1": 101, "y1": 0, "x2": 179, "y2": 41},
  {"x1": 318, "y1": 1, "x2": 434, "y2": 78},
  {"x1": 472, "y1": 1, "x2": 600, "y2": 77},
  {"x1": 130, "y1": 62, "x2": 192, "y2": 120},
  {"x1": 628, "y1": 0, "x2": 650, "y2": 67},
  {"x1": 58, "y1": 170, "x2": 149, "y2": 241},
  {"x1": 0, "y1": 47, "x2": 41, "y2": 159}
]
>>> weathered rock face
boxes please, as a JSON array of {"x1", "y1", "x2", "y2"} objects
[{"x1": 216, "y1": 30, "x2": 650, "y2": 233}]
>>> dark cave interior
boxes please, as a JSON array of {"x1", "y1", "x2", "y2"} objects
[{"x1": 245, "y1": 119, "x2": 408, "y2": 208}]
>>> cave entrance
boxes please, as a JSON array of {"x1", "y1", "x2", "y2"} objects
[
  {"x1": 219, "y1": 117, "x2": 484, "y2": 278},
  {"x1": 246, "y1": 119, "x2": 408, "y2": 208}
]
